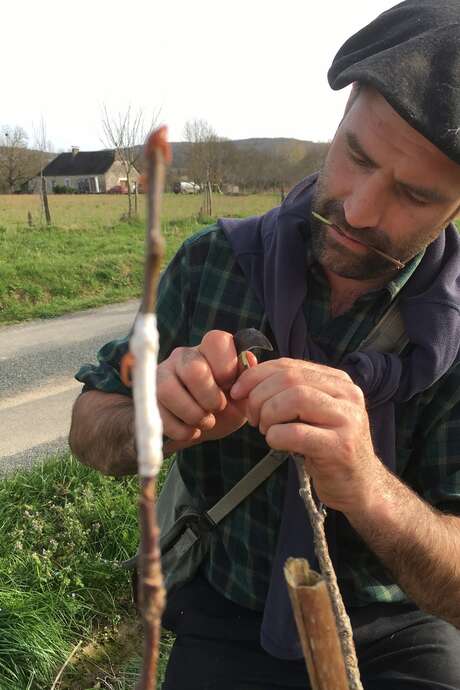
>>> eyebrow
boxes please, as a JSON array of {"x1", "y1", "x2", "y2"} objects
[{"x1": 344, "y1": 131, "x2": 451, "y2": 204}]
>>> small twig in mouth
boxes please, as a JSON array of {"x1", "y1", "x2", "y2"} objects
[{"x1": 311, "y1": 211, "x2": 405, "y2": 270}]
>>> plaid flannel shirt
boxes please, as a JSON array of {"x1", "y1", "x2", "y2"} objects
[{"x1": 77, "y1": 222, "x2": 460, "y2": 611}]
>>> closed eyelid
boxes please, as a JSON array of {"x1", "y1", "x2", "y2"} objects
[
  {"x1": 345, "y1": 132, "x2": 377, "y2": 168},
  {"x1": 349, "y1": 151, "x2": 375, "y2": 169},
  {"x1": 398, "y1": 186, "x2": 429, "y2": 205},
  {"x1": 398, "y1": 182, "x2": 446, "y2": 204}
]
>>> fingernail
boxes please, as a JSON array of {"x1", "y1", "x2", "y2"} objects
[{"x1": 199, "y1": 414, "x2": 215, "y2": 430}]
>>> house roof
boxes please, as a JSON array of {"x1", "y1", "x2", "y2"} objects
[{"x1": 43, "y1": 150, "x2": 116, "y2": 177}]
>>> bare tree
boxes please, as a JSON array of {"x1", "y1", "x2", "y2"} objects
[
  {"x1": 0, "y1": 126, "x2": 35, "y2": 192},
  {"x1": 33, "y1": 116, "x2": 53, "y2": 225},
  {"x1": 184, "y1": 118, "x2": 215, "y2": 186},
  {"x1": 101, "y1": 105, "x2": 158, "y2": 219},
  {"x1": 183, "y1": 118, "x2": 236, "y2": 191}
]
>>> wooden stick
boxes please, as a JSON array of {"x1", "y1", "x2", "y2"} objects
[
  {"x1": 284, "y1": 559, "x2": 349, "y2": 690},
  {"x1": 136, "y1": 477, "x2": 165, "y2": 690},
  {"x1": 124, "y1": 127, "x2": 171, "y2": 690},
  {"x1": 292, "y1": 455, "x2": 363, "y2": 690}
]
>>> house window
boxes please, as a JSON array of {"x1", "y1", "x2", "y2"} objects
[{"x1": 65, "y1": 178, "x2": 70, "y2": 187}]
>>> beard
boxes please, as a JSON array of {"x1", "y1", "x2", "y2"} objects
[{"x1": 310, "y1": 171, "x2": 434, "y2": 281}]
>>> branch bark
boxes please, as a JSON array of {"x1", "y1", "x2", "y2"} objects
[
  {"x1": 120, "y1": 127, "x2": 171, "y2": 690},
  {"x1": 291, "y1": 454, "x2": 363, "y2": 690}
]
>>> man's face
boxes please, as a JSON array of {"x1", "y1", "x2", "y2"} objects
[{"x1": 311, "y1": 87, "x2": 460, "y2": 281}]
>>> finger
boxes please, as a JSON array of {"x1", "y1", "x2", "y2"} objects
[
  {"x1": 159, "y1": 403, "x2": 203, "y2": 443},
  {"x1": 231, "y1": 358, "x2": 352, "y2": 399},
  {"x1": 265, "y1": 422, "x2": 339, "y2": 458},
  {"x1": 175, "y1": 347, "x2": 227, "y2": 412},
  {"x1": 258, "y1": 386, "x2": 351, "y2": 433},
  {"x1": 198, "y1": 330, "x2": 239, "y2": 389},
  {"x1": 158, "y1": 364, "x2": 219, "y2": 425},
  {"x1": 246, "y1": 368, "x2": 361, "y2": 426}
]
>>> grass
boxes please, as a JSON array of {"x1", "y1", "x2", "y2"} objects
[
  {"x1": 0, "y1": 452, "x2": 173, "y2": 690},
  {"x1": 0, "y1": 215, "x2": 201, "y2": 323},
  {"x1": 0, "y1": 193, "x2": 280, "y2": 230},
  {"x1": 0, "y1": 193, "x2": 279, "y2": 325}
]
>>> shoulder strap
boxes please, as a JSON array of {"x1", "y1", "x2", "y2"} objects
[
  {"x1": 359, "y1": 299, "x2": 408, "y2": 354},
  {"x1": 206, "y1": 450, "x2": 288, "y2": 526}
]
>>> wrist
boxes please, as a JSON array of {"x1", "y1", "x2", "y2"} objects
[{"x1": 343, "y1": 458, "x2": 397, "y2": 529}]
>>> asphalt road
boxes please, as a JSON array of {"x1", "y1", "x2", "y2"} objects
[{"x1": 0, "y1": 300, "x2": 139, "y2": 474}]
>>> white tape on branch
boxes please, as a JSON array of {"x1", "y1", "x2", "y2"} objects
[{"x1": 130, "y1": 313, "x2": 164, "y2": 478}]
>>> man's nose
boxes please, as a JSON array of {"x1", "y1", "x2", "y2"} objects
[{"x1": 343, "y1": 174, "x2": 387, "y2": 229}]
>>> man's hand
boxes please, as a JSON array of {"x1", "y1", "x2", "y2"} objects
[
  {"x1": 231, "y1": 357, "x2": 460, "y2": 629},
  {"x1": 230, "y1": 357, "x2": 383, "y2": 514},
  {"x1": 158, "y1": 329, "x2": 256, "y2": 453}
]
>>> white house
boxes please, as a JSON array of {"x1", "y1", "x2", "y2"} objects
[{"x1": 32, "y1": 147, "x2": 140, "y2": 193}]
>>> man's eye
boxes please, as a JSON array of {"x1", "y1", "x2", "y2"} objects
[
  {"x1": 350, "y1": 153, "x2": 369, "y2": 168},
  {"x1": 404, "y1": 190, "x2": 429, "y2": 206}
]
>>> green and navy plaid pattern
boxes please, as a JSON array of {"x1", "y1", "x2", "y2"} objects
[{"x1": 77, "y1": 223, "x2": 460, "y2": 610}]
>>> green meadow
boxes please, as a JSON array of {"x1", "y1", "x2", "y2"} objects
[{"x1": 0, "y1": 192, "x2": 279, "y2": 324}]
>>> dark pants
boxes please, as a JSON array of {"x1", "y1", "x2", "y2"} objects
[{"x1": 161, "y1": 575, "x2": 460, "y2": 690}]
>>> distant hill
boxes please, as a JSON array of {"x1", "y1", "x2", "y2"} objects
[
  {"x1": 230, "y1": 137, "x2": 325, "y2": 151},
  {"x1": 169, "y1": 137, "x2": 327, "y2": 170}
]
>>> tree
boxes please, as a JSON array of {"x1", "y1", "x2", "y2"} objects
[
  {"x1": 33, "y1": 117, "x2": 53, "y2": 224},
  {"x1": 101, "y1": 105, "x2": 158, "y2": 219},
  {"x1": 183, "y1": 118, "x2": 236, "y2": 191},
  {"x1": 226, "y1": 141, "x2": 330, "y2": 194},
  {"x1": 0, "y1": 126, "x2": 36, "y2": 192}
]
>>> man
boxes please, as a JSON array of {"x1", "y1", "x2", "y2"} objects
[{"x1": 70, "y1": 1, "x2": 460, "y2": 688}]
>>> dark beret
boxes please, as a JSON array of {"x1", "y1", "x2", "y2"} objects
[{"x1": 328, "y1": 0, "x2": 460, "y2": 165}]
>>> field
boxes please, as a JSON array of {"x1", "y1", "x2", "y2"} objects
[
  {"x1": 0, "y1": 192, "x2": 280, "y2": 231},
  {"x1": 0, "y1": 192, "x2": 279, "y2": 324}
]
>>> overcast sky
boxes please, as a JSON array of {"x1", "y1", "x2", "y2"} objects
[{"x1": 4, "y1": 1, "x2": 398, "y2": 152}]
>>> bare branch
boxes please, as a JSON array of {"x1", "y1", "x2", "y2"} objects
[{"x1": 101, "y1": 105, "x2": 160, "y2": 218}]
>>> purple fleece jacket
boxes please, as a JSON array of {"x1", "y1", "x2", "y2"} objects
[{"x1": 219, "y1": 174, "x2": 460, "y2": 659}]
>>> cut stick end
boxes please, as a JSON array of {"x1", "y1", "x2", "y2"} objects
[{"x1": 284, "y1": 558, "x2": 322, "y2": 589}]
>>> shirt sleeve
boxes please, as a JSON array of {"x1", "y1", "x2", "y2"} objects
[
  {"x1": 417, "y1": 415, "x2": 460, "y2": 514},
  {"x1": 75, "y1": 234, "x2": 198, "y2": 396},
  {"x1": 406, "y1": 366, "x2": 460, "y2": 514}
]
